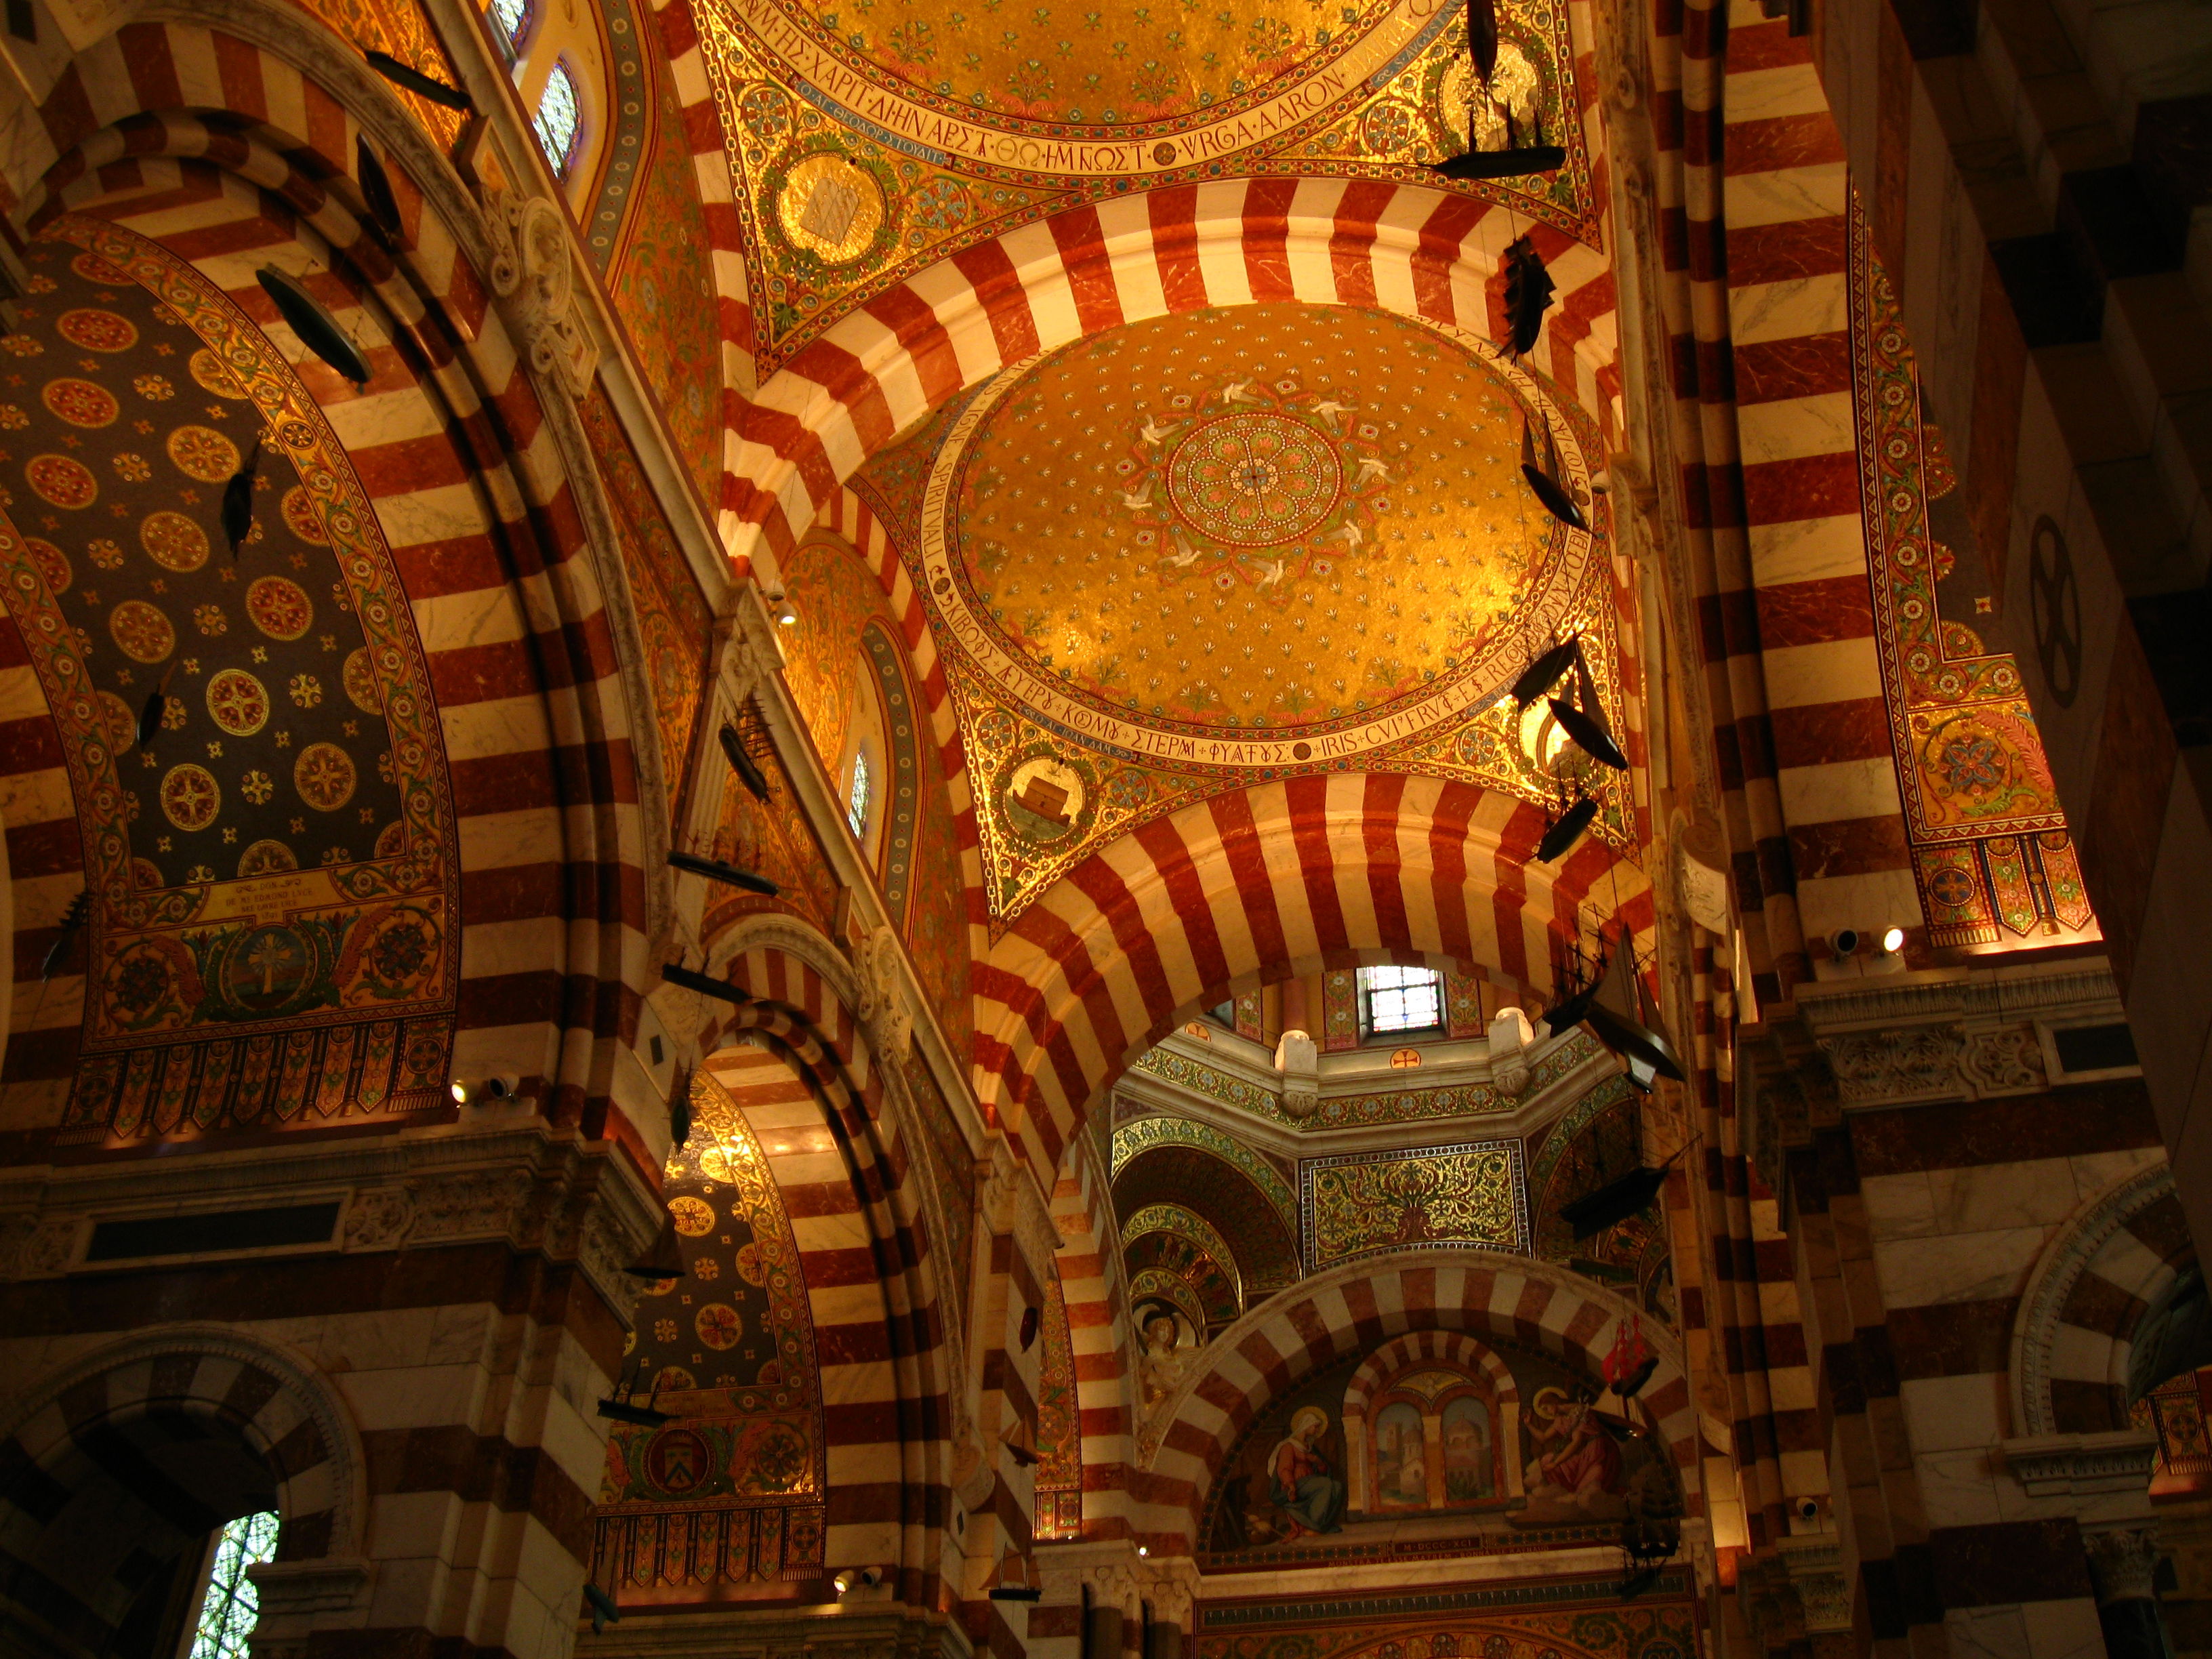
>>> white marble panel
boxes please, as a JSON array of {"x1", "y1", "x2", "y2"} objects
[
  {"x1": 1762, "y1": 636, "x2": 1886, "y2": 710},
  {"x1": 1900, "y1": 1372, "x2": 2009, "y2": 1452},
  {"x1": 1731, "y1": 275, "x2": 1850, "y2": 346},
  {"x1": 1872, "y1": 1225, "x2": 2049, "y2": 1307},
  {"x1": 1738, "y1": 390, "x2": 1857, "y2": 466},
  {"x1": 1927, "y1": 1160, "x2": 2083, "y2": 1235},
  {"x1": 1860, "y1": 1170, "x2": 1941, "y2": 1240}
]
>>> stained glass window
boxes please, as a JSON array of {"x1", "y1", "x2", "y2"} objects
[
  {"x1": 487, "y1": 0, "x2": 532, "y2": 51},
  {"x1": 189, "y1": 1511, "x2": 280, "y2": 1658},
  {"x1": 1359, "y1": 965, "x2": 1443, "y2": 1036},
  {"x1": 846, "y1": 748, "x2": 872, "y2": 838},
  {"x1": 533, "y1": 62, "x2": 582, "y2": 178}
]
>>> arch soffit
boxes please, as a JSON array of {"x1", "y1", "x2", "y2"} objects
[
  {"x1": 1142, "y1": 1252, "x2": 1696, "y2": 1524},
  {"x1": 0, "y1": 1322, "x2": 368, "y2": 1559},
  {"x1": 739, "y1": 184, "x2": 1620, "y2": 562},
  {"x1": 2011, "y1": 1161, "x2": 2185, "y2": 1437},
  {"x1": 975, "y1": 777, "x2": 1653, "y2": 1181},
  {"x1": 1112, "y1": 1147, "x2": 1298, "y2": 1292}
]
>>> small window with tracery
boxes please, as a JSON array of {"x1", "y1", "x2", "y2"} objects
[
  {"x1": 533, "y1": 61, "x2": 583, "y2": 177},
  {"x1": 188, "y1": 1511, "x2": 280, "y2": 1658},
  {"x1": 1359, "y1": 965, "x2": 1443, "y2": 1037},
  {"x1": 847, "y1": 748, "x2": 872, "y2": 839},
  {"x1": 487, "y1": 0, "x2": 533, "y2": 53}
]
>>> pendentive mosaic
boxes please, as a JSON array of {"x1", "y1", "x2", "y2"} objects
[
  {"x1": 0, "y1": 220, "x2": 457, "y2": 1140},
  {"x1": 698, "y1": 0, "x2": 1596, "y2": 373}
]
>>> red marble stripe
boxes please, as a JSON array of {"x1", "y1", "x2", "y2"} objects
[
  {"x1": 1727, "y1": 216, "x2": 1849, "y2": 287},
  {"x1": 1756, "y1": 573, "x2": 1876, "y2": 647},
  {"x1": 1242, "y1": 177, "x2": 1300, "y2": 302},
  {"x1": 1787, "y1": 813, "x2": 1911, "y2": 879},
  {"x1": 1770, "y1": 696, "x2": 1893, "y2": 769},
  {"x1": 1724, "y1": 112, "x2": 1846, "y2": 176},
  {"x1": 1147, "y1": 186, "x2": 1206, "y2": 312},
  {"x1": 1741, "y1": 450, "x2": 1860, "y2": 525},
  {"x1": 1046, "y1": 205, "x2": 1124, "y2": 335},
  {"x1": 1735, "y1": 331, "x2": 1852, "y2": 404}
]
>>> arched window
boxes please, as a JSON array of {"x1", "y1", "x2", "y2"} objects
[
  {"x1": 487, "y1": 0, "x2": 533, "y2": 53},
  {"x1": 532, "y1": 61, "x2": 583, "y2": 178},
  {"x1": 846, "y1": 746, "x2": 872, "y2": 839},
  {"x1": 188, "y1": 1511, "x2": 280, "y2": 1658}
]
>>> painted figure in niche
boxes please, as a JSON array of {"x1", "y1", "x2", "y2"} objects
[
  {"x1": 1268, "y1": 1406, "x2": 1347, "y2": 1537},
  {"x1": 1139, "y1": 1311, "x2": 1189, "y2": 1407},
  {"x1": 1441, "y1": 1395, "x2": 1495, "y2": 1501},
  {"x1": 1521, "y1": 1386, "x2": 1624, "y2": 1521},
  {"x1": 1372, "y1": 1401, "x2": 1426, "y2": 1509}
]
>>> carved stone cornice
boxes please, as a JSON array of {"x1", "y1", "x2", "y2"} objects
[
  {"x1": 2000, "y1": 1431, "x2": 2161, "y2": 1498},
  {"x1": 572, "y1": 1603, "x2": 973, "y2": 1659},
  {"x1": 0, "y1": 1124, "x2": 661, "y2": 1318}
]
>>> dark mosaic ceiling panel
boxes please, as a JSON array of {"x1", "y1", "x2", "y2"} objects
[{"x1": 3, "y1": 239, "x2": 405, "y2": 891}]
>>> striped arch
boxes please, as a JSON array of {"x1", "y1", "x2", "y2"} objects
[
  {"x1": 0, "y1": 1324, "x2": 365, "y2": 1655},
  {"x1": 687, "y1": 918, "x2": 960, "y2": 1603},
  {"x1": 1343, "y1": 1330, "x2": 1521, "y2": 1421},
  {"x1": 2011, "y1": 1163, "x2": 2196, "y2": 1439},
  {"x1": 729, "y1": 181, "x2": 1623, "y2": 567},
  {"x1": 977, "y1": 775, "x2": 1654, "y2": 1188},
  {"x1": 0, "y1": 19, "x2": 661, "y2": 1139},
  {"x1": 1133, "y1": 1251, "x2": 1696, "y2": 1551}
]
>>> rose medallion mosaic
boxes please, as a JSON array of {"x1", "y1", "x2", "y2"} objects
[{"x1": 924, "y1": 304, "x2": 1597, "y2": 757}]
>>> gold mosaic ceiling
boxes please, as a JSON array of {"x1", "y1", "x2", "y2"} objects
[
  {"x1": 930, "y1": 302, "x2": 1589, "y2": 751},
  {"x1": 859, "y1": 301, "x2": 1632, "y2": 924}
]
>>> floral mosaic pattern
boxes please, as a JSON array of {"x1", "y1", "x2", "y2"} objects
[
  {"x1": 1300, "y1": 1139, "x2": 1528, "y2": 1271},
  {"x1": 1849, "y1": 201, "x2": 2097, "y2": 949}
]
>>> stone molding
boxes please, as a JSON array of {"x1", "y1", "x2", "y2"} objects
[
  {"x1": 0, "y1": 1125, "x2": 663, "y2": 1318},
  {"x1": 1793, "y1": 962, "x2": 2127, "y2": 1110},
  {"x1": 571, "y1": 1603, "x2": 974, "y2": 1659},
  {"x1": 2010, "y1": 1164, "x2": 2175, "y2": 1439},
  {"x1": 243, "y1": 1557, "x2": 376, "y2": 1658},
  {"x1": 2001, "y1": 1431, "x2": 2162, "y2": 1498}
]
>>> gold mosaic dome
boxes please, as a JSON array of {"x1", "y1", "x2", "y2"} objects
[{"x1": 919, "y1": 302, "x2": 1596, "y2": 766}]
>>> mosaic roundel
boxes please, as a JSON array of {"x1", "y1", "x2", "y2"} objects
[
  {"x1": 141, "y1": 509, "x2": 210, "y2": 571},
  {"x1": 247, "y1": 575, "x2": 314, "y2": 640},
  {"x1": 43, "y1": 377, "x2": 117, "y2": 428},
  {"x1": 57, "y1": 307, "x2": 136, "y2": 352},
  {"x1": 922, "y1": 303, "x2": 1599, "y2": 770},
  {"x1": 1164, "y1": 411, "x2": 1343, "y2": 548},
  {"x1": 205, "y1": 668, "x2": 271, "y2": 736}
]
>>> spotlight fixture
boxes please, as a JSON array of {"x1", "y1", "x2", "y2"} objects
[
  {"x1": 355, "y1": 135, "x2": 403, "y2": 239},
  {"x1": 774, "y1": 597, "x2": 798, "y2": 626},
  {"x1": 39, "y1": 890, "x2": 89, "y2": 982},
  {"x1": 662, "y1": 961, "x2": 752, "y2": 1006},
  {"x1": 1536, "y1": 795, "x2": 1598, "y2": 863},
  {"x1": 583, "y1": 1582, "x2": 621, "y2": 1635},
  {"x1": 1137, "y1": 1546, "x2": 1149, "y2": 1557},
  {"x1": 667, "y1": 848, "x2": 781, "y2": 895},
  {"x1": 1520, "y1": 417, "x2": 1589, "y2": 531},
  {"x1": 256, "y1": 266, "x2": 373, "y2": 386},
  {"x1": 449, "y1": 1078, "x2": 468, "y2": 1105},
  {"x1": 834, "y1": 1568, "x2": 883, "y2": 1595},
  {"x1": 362, "y1": 47, "x2": 474, "y2": 112},
  {"x1": 1828, "y1": 928, "x2": 1860, "y2": 962},
  {"x1": 1500, "y1": 234, "x2": 1557, "y2": 357},
  {"x1": 1511, "y1": 635, "x2": 1580, "y2": 709},
  {"x1": 222, "y1": 434, "x2": 261, "y2": 556},
  {"x1": 1881, "y1": 926, "x2": 1906, "y2": 954}
]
